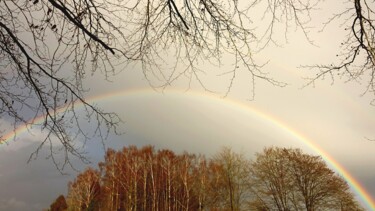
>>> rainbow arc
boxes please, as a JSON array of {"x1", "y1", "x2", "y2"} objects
[{"x1": 1, "y1": 89, "x2": 374, "y2": 210}]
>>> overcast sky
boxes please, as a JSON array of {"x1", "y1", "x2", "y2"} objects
[{"x1": 1, "y1": 1, "x2": 375, "y2": 210}]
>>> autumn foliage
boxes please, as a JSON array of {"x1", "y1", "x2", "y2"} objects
[
  {"x1": 50, "y1": 195, "x2": 68, "y2": 211},
  {"x1": 51, "y1": 146, "x2": 363, "y2": 211}
]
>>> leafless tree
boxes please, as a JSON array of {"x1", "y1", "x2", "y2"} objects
[
  {"x1": 249, "y1": 147, "x2": 364, "y2": 211},
  {"x1": 0, "y1": 0, "x2": 126, "y2": 169},
  {"x1": 210, "y1": 147, "x2": 251, "y2": 211},
  {"x1": 4, "y1": 0, "x2": 368, "y2": 168},
  {"x1": 66, "y1": 167, "x2": 102, "y2": 210},
  {"x1": 55, "y1": 146, "x2": 364, "y2": 210},
  {"x1": 306, "y1": 0, "x2": 375, "y2": 102}
]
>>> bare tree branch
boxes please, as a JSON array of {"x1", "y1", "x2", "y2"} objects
[
  {"x1": 305, "y1": 0, "x2": 375, "y2": 102},
  {"x1": 0, "y1": 0, "x2": 329, "y2": 168}
]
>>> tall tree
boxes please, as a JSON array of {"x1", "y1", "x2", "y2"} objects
[
  {"x1": 250, "y1": 147, "x2": 364, "y2": 211},
  {"x1": 191, "y1": 154, "x2": 209, "y2": 210},
  {"x1": 250, "y1": 147, "x2": 293, "y2": 211},
  {"x1": 66, "y1": 167, "x2": 102, "y2": 211},
  {"x1": 210, "y1": 147, "x2": 251, "y2": 211},
  {"x1": 99, "y1": 148, "x2": 119, "y2": 210}
]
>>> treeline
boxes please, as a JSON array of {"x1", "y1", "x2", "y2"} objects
[{"x1": 49, "y1": 146, "x2": 363, "y2": 211}]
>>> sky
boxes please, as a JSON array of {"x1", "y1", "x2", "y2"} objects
[{"x1": 1, "y1": 1, "x2": 375, "y2": 210}]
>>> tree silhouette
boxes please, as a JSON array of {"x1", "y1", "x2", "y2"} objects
[
  {"x1": 306, "y1": 0, "x2": 375, "y2": 102},
  {"x1": 1, "y1": 0, "x2": 374, "y2": 165}
]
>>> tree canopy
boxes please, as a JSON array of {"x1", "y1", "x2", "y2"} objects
[
  {"x1": 1, "y1": 0, "x2": 374, "y2": 164},
  {"x1": 49, "y1": 145, "x2": 363, "y2": 210},
  {"x1": 250, "y1": 147, "x2": 363, "y2": 211}
]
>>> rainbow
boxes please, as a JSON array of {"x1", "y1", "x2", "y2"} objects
[{"x1": 1, "y1": 88, "x2": 374, "y2": 210}]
